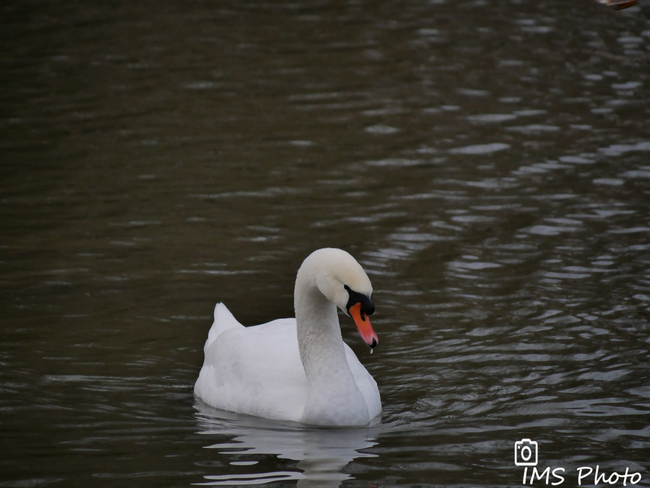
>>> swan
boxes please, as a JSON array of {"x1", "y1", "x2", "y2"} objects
[{"x1": 194, "y1": 248, "x2": 381, "y2": 426}]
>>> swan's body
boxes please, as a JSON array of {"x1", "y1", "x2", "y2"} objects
[{"x1": 194, "y1": 248, "x2": 381, "y2": 426}]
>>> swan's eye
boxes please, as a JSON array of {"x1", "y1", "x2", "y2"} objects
[{"x1": 344, "y1": 284, "x2": 375, "y2": 317}]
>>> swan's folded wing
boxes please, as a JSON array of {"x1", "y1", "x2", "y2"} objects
[
  {"x1": 195, "y1": 318, "x2": 308, "y2": 422},
  {"x1": 344, "y1": 344, "x2": 382, "y2": 420}
]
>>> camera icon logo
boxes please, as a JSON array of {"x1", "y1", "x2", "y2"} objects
[{"x1": 514, "y1": 439, "x2": 538, "y2": 466}]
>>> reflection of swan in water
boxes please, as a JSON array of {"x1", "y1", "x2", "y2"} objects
[{"x1": 193, "y1": 401, "x2": 379, "y2": 487}]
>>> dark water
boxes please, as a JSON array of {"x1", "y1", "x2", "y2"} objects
[{"x1": 2, "y1": 0, "x2": 650, "y2": 487}]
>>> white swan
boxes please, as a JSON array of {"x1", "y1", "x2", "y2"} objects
[{"x1": 194, "y1": 248, "x2": 381, "y2": 426}]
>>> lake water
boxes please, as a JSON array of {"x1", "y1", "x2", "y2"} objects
[{"x1": 1, "y1": 1, "x2": 650, "y2": 487}]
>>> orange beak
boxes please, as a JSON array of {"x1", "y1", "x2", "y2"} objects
[{"x1": 349, "y1": 302, "x2": 378, "y2": 349}]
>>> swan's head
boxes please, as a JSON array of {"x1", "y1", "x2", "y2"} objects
[{"x1": 298, "y1": 248, "x2": 378, "y2": 350}]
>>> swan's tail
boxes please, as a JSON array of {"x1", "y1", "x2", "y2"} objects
[{"x1": 203, "y1": 302, "x2": 242, "y2": 352}]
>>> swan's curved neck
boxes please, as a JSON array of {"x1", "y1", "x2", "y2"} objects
[
  {"x1": 294, "y1": 270, "x2": 369, "y2": 425},
  {"x1": 294, "y1": 281, "x2": 348, "y2": 380}
]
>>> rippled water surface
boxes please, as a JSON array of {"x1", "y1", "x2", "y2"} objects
[{"x1": 2, "y1": 1, "x2": 650, "y2": 486}]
